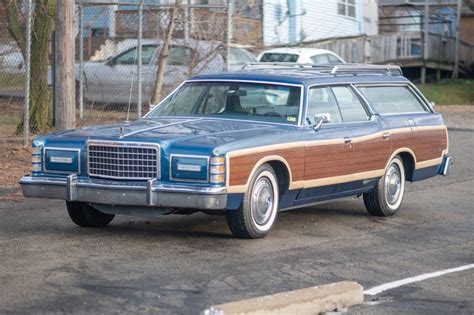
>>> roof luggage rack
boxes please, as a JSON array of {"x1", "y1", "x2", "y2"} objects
[
  {"x1": 241, "y1": 63, "x2": 403, "y2": 76},
  {"x1": 329, "y1": 64, "x2": 403, "y2": 76}
]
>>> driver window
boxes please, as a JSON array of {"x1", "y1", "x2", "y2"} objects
[
  {"x1": 114, "y1": 45, "x2": 156, "y2": 65},
  {"x1": 307, "y1": 87, "x2": 342, "y2": 123}
]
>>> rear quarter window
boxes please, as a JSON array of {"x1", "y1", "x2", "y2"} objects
[
  {"x1": 358, "y1": 86, "x2": 429, "y2": 115},
  {"x1": 260, "y1": 53, "x2": 299, "y2": 62}
]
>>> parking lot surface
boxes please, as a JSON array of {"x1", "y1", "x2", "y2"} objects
[{"x1": 0, "y1": 129, "x2": 473, "y2": 314}]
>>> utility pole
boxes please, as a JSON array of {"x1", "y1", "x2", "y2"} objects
[
  {"x1": 452, "y1": 0, "x2": 462, "y2": 79},
  {"x1": 23, "y1": 0, "x2": 32, "y2": 146},
  {"x1": 54, "y1": 0, "x2": 76, "y2": 130},
  {"x1": 421, "y1": 0, "x2": 429, "y2": 85}
]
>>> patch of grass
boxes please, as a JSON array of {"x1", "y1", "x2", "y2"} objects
[{"x1": 417, "y1": 79, "x2": 474, "y2": 105}]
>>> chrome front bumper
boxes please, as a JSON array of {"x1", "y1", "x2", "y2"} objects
[{"x1": 20, "y1": 175, "x2": 227, "y2": 210}]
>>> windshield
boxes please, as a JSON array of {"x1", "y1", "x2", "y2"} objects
[{"x1": 147, "y1": 82, "x2": 302, "y2": 125}]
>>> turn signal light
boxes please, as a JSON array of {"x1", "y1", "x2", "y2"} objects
[{"x1": 210, "y1": 174, "x2": 225, "y2": 184}]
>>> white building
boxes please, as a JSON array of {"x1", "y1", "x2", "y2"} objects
[{"x1": 262, "y1": 0, "x2": 378, "y2": 46}]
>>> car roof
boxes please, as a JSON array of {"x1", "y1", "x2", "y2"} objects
[
  {"x1": 259, "y1": 48, "x2": 340, "y2": 57},
  {"x1": 189, "y1": 65, "x2": 410, "y2": 86}
]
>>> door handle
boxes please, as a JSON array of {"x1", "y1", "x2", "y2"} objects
[
  {"x1": 382, "y1": 132, "x2": 391, "y2": 139},
  {"x1": 344, "y1": 137, "x2": 352, "y2": 144}
]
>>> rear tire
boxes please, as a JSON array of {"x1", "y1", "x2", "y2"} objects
[
  {"x1": 66, "y1": 201, "x2": 115, "y2": 227},
  {"x1": 363, "y1": 156, "x2": 406, "y2": 217},
  {"x1": 226, "y1": 164, "x2": 279, "y2": 239}
]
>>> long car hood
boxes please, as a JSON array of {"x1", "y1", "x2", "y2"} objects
[{"x1": 45, "y1": 117, "x2": 294, "y2": 153}]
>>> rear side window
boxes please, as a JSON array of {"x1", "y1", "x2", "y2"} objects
[
  {"x1": 358, "y1": 86, "x2": 429, "y2": 115},
  {"x1": 331, "y1": 86, "x2": 369, "y2": 122},
  {"x1": 307, "y1": 87, "x2": 342, "y2": 123},
  {"x1": 260, "y1": 53, "x2": 299, "y2": 62}
]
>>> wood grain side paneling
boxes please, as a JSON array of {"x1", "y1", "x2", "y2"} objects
[
  {"x1": 227, "y1": 127, "x2": 448, "y2": 191},
  {"x1": 229, "y1": 147, "x2": 305, "y2": 186}
]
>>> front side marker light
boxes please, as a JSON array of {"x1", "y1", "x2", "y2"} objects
[
  {"x1": 32, "y1": 155, "x2": 42, "y2": 163},
  {"x1": 210, "y1": 156, "x2": 225, "y2": 184},
  {"x1": 210, "y1": 157, "x2": 225, "y2": 165},
  {"x1": 210, "y1": 174, "x2": 225, "y2": 184},
  {"x1": 32, "y1": 163, "x2": 42, "y2": 172},
  {"x1": 32, "y1": 144, "x2": 43, "y2": 173},
  {"x1": 210, "y1": 165, "x2": 225, "y2": 174}
]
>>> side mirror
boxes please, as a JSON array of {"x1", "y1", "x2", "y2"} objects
[{"x1": 313, "y1": 113, "x2": 330, "y2": 132}]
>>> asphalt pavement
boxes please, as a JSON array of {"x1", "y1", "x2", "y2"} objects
[{"x1": 0, "y1": 129, "x2": 473, "y2": 314}]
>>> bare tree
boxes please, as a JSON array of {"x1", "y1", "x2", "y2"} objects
[
  {"x1": 3, "y1": 0, "x2": 56, "y2": 134},
  {"x1": 151, "y1": 0, "x2": 182, "y2": 105}
]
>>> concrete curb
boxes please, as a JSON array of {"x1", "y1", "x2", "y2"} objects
[{"x1": 203, "y1": 281, "x2": 363, "y2": 315}]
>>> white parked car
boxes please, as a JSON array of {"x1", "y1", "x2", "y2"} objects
[{"x1": 258, "y1": 48, "x2": 345, "y2": 64}]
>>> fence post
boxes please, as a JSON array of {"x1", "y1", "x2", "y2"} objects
[
  {"x1": 79, "y1": 0, "x2": 84, "y2": 119},
  {"x1": 225, "y1": 0, "x2": 233, "y2": 71},
  {"x1": 137, "y1": 1, "x2": 143, "y2": 117},
  {"x1": 23, "y1": 0, "x2": 32, "y2": 146}
]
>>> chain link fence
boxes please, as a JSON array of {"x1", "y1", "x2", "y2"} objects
[{"x1": 1, "y1": 0, "x2": 267, "y2": 146}]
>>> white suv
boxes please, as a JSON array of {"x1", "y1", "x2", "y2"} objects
[{"x1": 258, "y1": 48, "x2": 345, "y2": 64}]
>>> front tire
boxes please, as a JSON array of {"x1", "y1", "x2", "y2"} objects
[
  {"x1": 66, "y1": 201, "x2": 115, "y2": 227},
  {"x1": 226, "y1": 164, "x2": 279, "y2": 239},
  {"x1": 363, "y1": 156, "x2": 406, "y2": 217}
]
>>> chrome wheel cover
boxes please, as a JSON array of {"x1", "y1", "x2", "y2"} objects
[
  {"x1": 251, "y1": 177, "x2": 274, "y2": 226},
  {"x1": 385, "y1": 163, "x2": 402, "y2": 206}
]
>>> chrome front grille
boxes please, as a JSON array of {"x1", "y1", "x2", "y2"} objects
[{"x1": 87, "y1": 141, "x2": 160, "y2": 180}]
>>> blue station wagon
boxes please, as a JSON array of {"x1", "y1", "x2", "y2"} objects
[{"x1": 20, "y1": 64, "x2": 451, "y2": 239}]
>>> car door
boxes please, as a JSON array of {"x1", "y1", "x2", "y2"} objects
[
  {"x1": 85, "y1": 45, "x2": 157, "y2": 104},
  {"x1": 296, "y1": 86, "x2": 353, "y2": 205},
  {"x1": 331, "y1": 85, "x2": 392, "y2": 181}
]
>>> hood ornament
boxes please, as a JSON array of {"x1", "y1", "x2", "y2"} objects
[{"x1": 119, "y1": 126, "x2": 124, "y2": 138}]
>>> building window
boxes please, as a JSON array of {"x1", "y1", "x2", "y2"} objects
[{"x1": 338, "y1": 0, "x2": 356, "y2": 18}]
